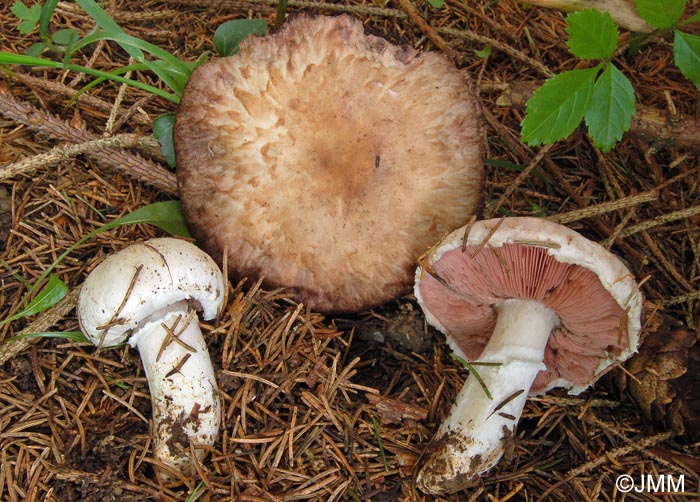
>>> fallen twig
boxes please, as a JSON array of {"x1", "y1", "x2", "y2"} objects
[
  {"x1": 522, "y1": 0, "x2": 654, "y2": 33},
  {"x1": 1, "y1": 134, "x2": 161, "y2": 181},
  {"x1": 546, "y1": 189, "x2": 659, "y2": 224},
  {"x1": 0, "y1": 91, "x2": 177, "y2": 194},
  {"x1": 394, "y1": 0, "x2": 457, "y2": 59}
]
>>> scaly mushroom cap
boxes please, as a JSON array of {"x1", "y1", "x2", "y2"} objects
[
  {"x1": 175, "y1": 14, "x2": 484, "y2": 313},
  {"x1": 415, "y1": 217, "x2": 643, "y2": 394}
]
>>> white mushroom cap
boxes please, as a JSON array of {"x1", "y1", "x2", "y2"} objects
[
  {"x1": 415, "y1": 217, "x2": 643, "y2": 394},
  {"x1": 78, "y1": 237, "x2": 225, "y2": 347},
  {"x1": 175, "y1": 14, "x2": 484, "y2": 313}
]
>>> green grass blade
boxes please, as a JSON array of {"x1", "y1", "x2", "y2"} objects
[
  {"x1": 69, "y1": 62, "x2": 151, "y2": 105},
  {"x1": 371, "y1": 416, "x2": 390, "y2": 472},
  {"x1": 0, "y1": 274, "x2": 67, "y2": 326},
  {"x1": 69, "y1": 32, "x2": 187, "y2": 94},
  {"x1": 0, "y1": 52, "x2": 180, "y2": 103},
  {"x1": 74, "y1": 0, "x2": 145, "y2": 60},
  {"x1": 73, "y1": 0, "x2": 193, "y2": 94},
  {"x1": 39, "y1": 0, "x2": 59, "y2": 40},
  {"x1": 5, "y1": 331, "x2": 89, "y2": 343}
]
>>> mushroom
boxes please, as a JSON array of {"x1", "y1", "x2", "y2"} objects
[
  {"x1": 77, "y1": 237, "x2": 225, "y2": 477},
  {"x1": 414, "y1": 217, "x2": 643, "y2": 494},
  {"x1": 174, "y1": 14, "x2": 484, "y2": 313}
]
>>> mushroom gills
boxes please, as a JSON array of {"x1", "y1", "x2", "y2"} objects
[{"x1": 417, "y1": 299, "x2": 558, "y2": 493}]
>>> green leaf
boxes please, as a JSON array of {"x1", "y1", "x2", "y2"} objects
[
  {"x1": 521, "y1": 67, "x2": 599, "y2": 146},
  {"x1": 25, "y1": 42, "x2": 46, "y2": 57},
  {"x1": 52, "y1": 28, "x2": 79, "y2": 47},
  {"x1": 153, "y1": 113, "x2": 177, "y2": 168},
  {"x1": 566, "y1": 10, "x2": 618, "y2": 60},
  {"x1": 584, "y1": 64, "x2": 636, "y2": 152},
  {"x1": 674, "y1": 30, "x2": 700, "y2": 88},
  {"x1": 635, "y1": 0, "x2": 686, "y2": 29},
  {"x1": 11, "y1": 1, "x2": 39, "y2": 22},
  {"x1": 73, "y1": 0, "x2": 193, "y2": 96},
  {"x1": 74, "y1": 0, "x2": 143, "y2": 60},
  {"x1": 17, "y1": 20, "x2": 37, "y2": 35},
  {"x1": 0, "y1": 52, "x2": 180, "y2": 103},
  {"x1": 0, "y1": 274, "x2": 68, "y2": 326},
  {"x1": 683, "y1": 10, "x2": 700, "y2": 25},
  {"x1": 4, "y1": 200, "x2": 189, "y2": 324},
  {"x1": 429, "y1": 0, "x2": 445, "y2": 7},
  {"x1": 475, "y1": 45, "x2": 492, "y2": 58},
  {"x1": 103, "y1": 200, "x2": 191, "y2": 237},
  {"x1": 214, "y1": 19, "x2": 267, "y2": 57}
]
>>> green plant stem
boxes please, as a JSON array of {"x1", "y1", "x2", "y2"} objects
[{"x1": 275, "y1": 0, "x2": 288, "y2": 28}]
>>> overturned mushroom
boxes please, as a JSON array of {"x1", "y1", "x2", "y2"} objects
[
  {"x1": 174, "y1": 14, "x2": 483, "y2": 313},
  {"x1": 77, "y1": 237, "x2": 225, "y2": 477},
  {"x1": 414, "y1": 217, "x2": 643, "y2": 494}
]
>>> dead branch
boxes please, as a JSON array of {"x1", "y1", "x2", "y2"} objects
[
  {"x1": 0, "y1": 91, "x2": 177, "y2": 194},
  {"x1": 522, "y1": 0, "x2": 653, "y2": 33}
]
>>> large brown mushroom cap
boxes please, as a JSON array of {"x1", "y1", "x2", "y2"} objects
[{"x1": 174, "y1": 14, "x2": 484, "y2": 313}]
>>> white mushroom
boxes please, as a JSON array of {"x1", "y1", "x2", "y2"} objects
[
  {"x1": 414, "y1": 217, "x2": 643, "y2": 494},
  {"x1": 77, "y1": 237, "x2": 225, "y2": 477}
]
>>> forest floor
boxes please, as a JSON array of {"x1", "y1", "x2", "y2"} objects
[{"x1": 0, "y1": 0, "x2": 699, "y2": 501}]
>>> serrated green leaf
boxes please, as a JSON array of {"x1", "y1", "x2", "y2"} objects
[
  {"x1": 153, "y1": 113, "x2": 177, "y2": 168},
  {"x1": 566, "y1": 10, "x2": 619, "y2": 60},
  {"x1": 674, "y1": 30, "x2": 700, "y2": 88},
  {"x1": 635, "y1": 0, "x2": 686, "y2": 29},
  {"x1": 214, "y1": 19, "x2": 267, "y2": 57},
  {"x1": 584, "y1": 64, "x2": 636, "y2": 152},
  {"x1": 521, "y1": 67, "x2": 599, "y2": 146}
]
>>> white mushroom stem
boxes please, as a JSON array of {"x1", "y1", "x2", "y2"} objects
[
  {"x1": 417, "y1": 299, "x2": 558, "y2": 494},
  {"x1": 129, "y1": 300, "x2": 221, "y2": 477}
]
